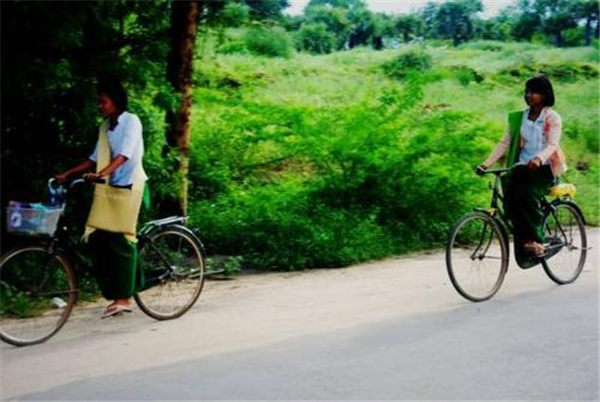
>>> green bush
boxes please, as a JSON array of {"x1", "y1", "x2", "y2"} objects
[
  {"x1": 381, "y1": 50, "x2": 432, "y2": 79},
  {"x1": 217, "y1": 40, "x2": 248, "y2": 55},
  {"x1": 189, "y1": 183, "x2": 397, "y2": 270},
  {"x1": 531, "y1": 32, "x2": 551, "y2": 45},
  {"x1": 185, "y1": 40, "x2": 600, "y2": 270},
  {"x1": 295, "y1": 22, "x2": 337, "y2": 54},
  {"x1": 563, "y1": 27, "x2": 585, "y2": 47},
  {"x1": 218, "y1": 2, "x2": 249, "y2": 27},
  {"x1": 244, "y1": 27, "x2": 293, "y2": 58},
  {"x1": 459, "y1": 41, "x2": 504, "y2": 52},
  {"x1": 187, "y1": 84, "x2": 495, "y2": 270},
  {"x1": 452, "y1": 66, "x2": 485, "y2": 86},
  {"x1": 498, "y1": 62, "x2": 599, "y2": 82},
  {"x1": 564, "y1": 120, "x2": 600, "y2": 154},
  {"x1": 206, "y1": 255, "x2": 243, "y2": 277}
]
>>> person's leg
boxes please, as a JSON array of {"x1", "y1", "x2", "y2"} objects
[
  {"x1": 524, "y1": 165, "x2": 554, "y2": 244},
  {"x1": 104, "y1": 233, "x2": 140, "y2": 308},
  {"x1": 504, "y1": 165, "x2": 531, "y2": 245},
  {"x1": 506, "y1": 166, "x2": 554, "y2": 255},
  {"x1": 113, "y1": 238, "x2": 142, "y2": 309},
  {"x1": 87, "y1": 230, "x2": 114, "y2": 301}
]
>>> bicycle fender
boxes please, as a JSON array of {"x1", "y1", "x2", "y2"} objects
[
  {"x1": 550, "y1": 199, "x2": 586, "y2": 225},
  {"x1": 165, "y1": 224, "x2": 207, "y2": 256}
]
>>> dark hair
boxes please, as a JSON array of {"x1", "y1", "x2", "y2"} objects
[
  {"x1": 525, "y1": 75, "x2": 555, "y2": 107},
  {"x1": 97, "y1": 77, "x2": 128, "y2": 111}
]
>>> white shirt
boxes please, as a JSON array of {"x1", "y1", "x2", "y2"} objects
[
  {"x1": 519, "y1": 109, "x2": 547, "y2": 165},
  {"x1": 483, "y1": 107, "x2": 566, "y2": 176},
  {"x1": 89, "y1": 111, "x2": 144, "y2": 186}
]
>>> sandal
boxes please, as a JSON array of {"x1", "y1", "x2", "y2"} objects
[{"x1": 101, "y1": 304, "x2": 133, "y2": 319}]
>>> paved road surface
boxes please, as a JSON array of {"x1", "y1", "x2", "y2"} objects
[{"x1": 2, "y1": 230, "x2": 598, "y2": 400}]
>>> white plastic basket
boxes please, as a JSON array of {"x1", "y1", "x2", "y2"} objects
[{"x1": 6, "y1": 205, "x2": 64, "y2": 236}]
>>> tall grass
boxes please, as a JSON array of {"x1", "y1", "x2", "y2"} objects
[{"x1": 187, "y1": 39, "x2": 599, "y2": 270}]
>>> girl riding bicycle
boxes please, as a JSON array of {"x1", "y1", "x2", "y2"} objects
[
  {"x1": 478, "y1": 75, "x2": 566, "y2": 259},
  {"x1": 56, "y1": 78, "x2": 148, "y2": 317}
]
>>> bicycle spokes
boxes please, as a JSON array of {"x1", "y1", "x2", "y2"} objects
[
  {"x1": 1, "y1": 248, "x2": 76, "y2": 346},
  {"x1": 469, "y1": 221, "x2": 500, "y2": 261},
  {"x1": 135, "y1": 227, "x2": 205, "y2": 320},
  {"x1": 446, "y1": 213, "x2": 508, "y2": 302},
  {"x1": 541, "y1": 202, "x2": 586, "y2": 284}
]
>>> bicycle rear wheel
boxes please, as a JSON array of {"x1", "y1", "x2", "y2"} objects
[
  {"x1": 446, "y1": 212, "x2": 509, "y2": 302},
  {"x1": 0, "y1": 247, "x2": 76, "y2": 346},
  {"x1": 541, "y1": 201, "x2": 587, "y2": 284},
  {"x1": 135, "y1": 225, "x2": 205, "y2": 320}
]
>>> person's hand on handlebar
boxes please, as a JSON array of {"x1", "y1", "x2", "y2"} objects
[
  {"x1": 83, "y1": 173, "x2": 106, "y2": 183},
  {"x1": 475, "y1": 164, "x2": 488, "y2": 176},
  {"x1": 527, "y1": 157, "x2": 541, "y2": 170},
  {"x1": 55, "y1": 160, "x2": 96, "y2": 184},
  {"x1": 55, "y1": 172, "x2": 70, "y2": 184}
]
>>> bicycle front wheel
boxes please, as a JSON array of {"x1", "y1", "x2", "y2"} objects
[
  {"x1": 541, "y1": 201, "x2": 587, "y2": 284},
  {"x1": 446, "y1": 212, "x2": 509, "y2": 302},
  {"x1": 0, "y1": 247, "x2": 76, "y2": 346},
  {"x1": 135, "y1": 225, "x2": 205, "y2": 320}
]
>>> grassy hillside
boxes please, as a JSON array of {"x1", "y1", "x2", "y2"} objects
[{"x1": 186, "y1": 39, "x2": 599, "y2": 270}]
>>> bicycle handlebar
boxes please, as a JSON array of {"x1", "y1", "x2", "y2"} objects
[
  {"x1": 479, "y1": 163, "x2": 523, "y2": 177},
  {"x1": 49, "y1": 176, "x2": 106, "y2": 192},
  {"x1": 68, "y1": 178, "x2": 86, "y2": 188},
  {"x1": 482, "y1": 167, "x2": 511, "y2": 175}
]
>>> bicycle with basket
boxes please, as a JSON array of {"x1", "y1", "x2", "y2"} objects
[{"x1": 1, "y1": 177, "x2": 207, "y2": 346}]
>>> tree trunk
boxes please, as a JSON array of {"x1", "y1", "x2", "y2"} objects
[
  {"x1": 584, "y1": 17, "x2": 592, "y2": 46},
  {"x1": 166, "y1": 1, "x2": 199, "y2": 216},
  {"x1": 555, "y1": 31, "x2": 563, "y2": 47},
  {"x1": 372, "y1": 36, "x2": 383, "y2": 50},
  {"x1": 349, "y1": 32, "x2": 357, "y2": 48}
]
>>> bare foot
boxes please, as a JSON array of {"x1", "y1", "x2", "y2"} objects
[
  {"x1": 113, "y1": 298, "x2": 132, "y2": 308},
  {"x1": 102, "y1": 299, "x2": 133, "y2": 318},
  {"x1": 523, "y1": 241, "x2": 545, "y2": 257},
  {"x1": 102, "y1": 301, "x2": 133, "y2": 318}
]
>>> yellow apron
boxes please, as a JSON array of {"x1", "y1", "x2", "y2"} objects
[{"x1": 83, "y1": 120, "x2": 147, "y2": 243}]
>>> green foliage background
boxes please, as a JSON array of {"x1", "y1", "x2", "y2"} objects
[
  {"x1": 188, "y1": 39, "x2": 599, "y2": 270},
  {"x1": 1, "y1": 2, "x2": 173, "y2": 210},
  {"x1": 1, "y1": 1, "x2": 598, "y2": 273}
]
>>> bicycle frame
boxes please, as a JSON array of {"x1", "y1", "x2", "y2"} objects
[
  {"x1": 137, "y1": 217, "x2": 205, "y2": 287},
  {"x1": 446, "y1": 166, "x2": 588, "y2": 302},
  {"x1": 6, "y1": 177, "x2": 206, "y2": 293},
  {"x1": 478, "y1": 166, "x2": 581, "y2": 261},
  {"x1": 13, "y1": 179, "x2": 191, "y2": 292},
  {"x1": 472, "y1": 168, "x2": 513, "y2": 253},
  {"x1": 2, "y1": 178, "x2": 207, "y2": 345}
]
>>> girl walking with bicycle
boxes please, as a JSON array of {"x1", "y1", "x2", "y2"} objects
[
  {"x1": 56, "y1": 78, "x2": 148, "y2": 318},
  {"x1": 2, "y1": 78, "x2": 203, "y2": 345},
  {"x1": 477, "y1": 75, "x2": 566, "y2": 259}
]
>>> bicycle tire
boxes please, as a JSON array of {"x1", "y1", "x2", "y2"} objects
[
  {"x1": 134, "y1": 225, "x2": 205, "y2": 320},
  {"x1": 541, "y1": 201, "x2": 587, "y2": 285},
  {"x1": 0, "y1": 246, "x2": 76, "y2": 346},
  {"x1": 446, "y1": 212, "x2": 509, "y2": 302}
]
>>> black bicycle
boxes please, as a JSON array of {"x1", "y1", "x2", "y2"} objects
[
  {"x1": 446, "y1": 166, "x2": 587, "y2": 302},
  {"x1": 1, "y1": 178, "x2": 206, "y2": 346}
]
